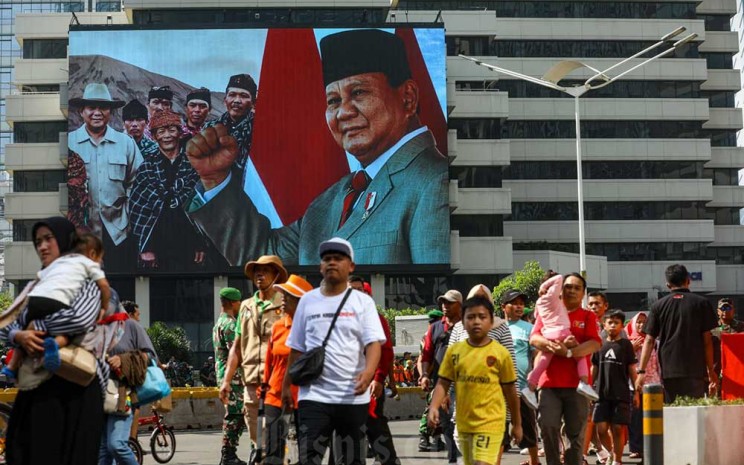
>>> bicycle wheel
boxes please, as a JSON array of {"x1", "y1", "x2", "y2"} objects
[
  {"x1": 150, "y1": 428, "x2": 176, "y2": 463},
  {"x1": 0, "y1": 403, "x2": 12, "y2": 464},
  {"x1": 128, "y1": 437, "x2": 144, "y2": 465}
]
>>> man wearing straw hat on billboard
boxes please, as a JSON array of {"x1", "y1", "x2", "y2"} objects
[
  {"x1": 68, "y1": 82, "x2": 143, "y2": 271},
  {"x1": 219, "y1": 255, "x2": 288, "y2": 452}
]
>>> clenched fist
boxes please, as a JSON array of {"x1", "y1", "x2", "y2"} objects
[{"x1": 185, "y1": 124, "x2": 239, "y2": 190}]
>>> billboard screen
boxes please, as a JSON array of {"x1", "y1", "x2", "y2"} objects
[{"x1": 67, "y1": 27, "x2": 448, "y2": 274}]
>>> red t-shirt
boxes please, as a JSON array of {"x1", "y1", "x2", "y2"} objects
[{"x1": 531, "y1": 308, "x2": 601, "y2": 389}]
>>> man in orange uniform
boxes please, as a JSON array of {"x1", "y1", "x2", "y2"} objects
[{"x1": 264, "y1": 274, "x2": 313, "y2": 465}]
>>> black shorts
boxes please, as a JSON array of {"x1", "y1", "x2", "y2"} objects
[
  {"x1": 593, "y1": 400, "x2": 631, "y2": 425},
  {"x1": 503, "y1": 397, "x2": 539, "y2": 449}
]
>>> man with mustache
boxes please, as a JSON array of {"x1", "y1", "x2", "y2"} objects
[
  {"x1": 68, "y1": 82, "x2": 142, "y2": 271},
  {"x1": 143, "y1": 85, "x2": 174, "y2": 140},
  {"x1": 181, "y1": 87, "x2": 212, "y2": 142},
  {"x1": 185, "y1": 29, "x2": 449, "y2": 266},
  {"x1": 129, "y1": 110, "x2": 205, "y2": 270}
]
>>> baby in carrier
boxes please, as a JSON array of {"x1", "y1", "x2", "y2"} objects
[{"x1": 2, "y1": 233, "x2": 110, "y2": 380}]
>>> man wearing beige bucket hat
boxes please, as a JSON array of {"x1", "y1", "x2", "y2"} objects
[
  {"x1": 219, "y1": 255, "x2": 288, "y2": 451},
  {"x1": 68, "y1": 82, "x2": 143, "y2": 271}
]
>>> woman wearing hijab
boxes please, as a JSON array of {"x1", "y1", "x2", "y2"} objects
[
  {"x1": 0, "y1": 217, "x2": 105, "y2": 465},
  {"x1": 447, "y1": 284, "x2": 518, "y2": 465},
  {"x1": 626, "y1": 312, "x2": 660, "y2": 460}
]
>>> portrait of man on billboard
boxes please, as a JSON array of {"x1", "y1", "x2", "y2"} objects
[
  {"x1": 185, "y1": 29, "x2": 449, "y2": 266},
  {"x1": 67, "y1": 82, "x2": 143, "y2": 271}
]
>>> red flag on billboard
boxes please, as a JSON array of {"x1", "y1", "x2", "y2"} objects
[
  {"x1": 251, "y1": 29, "x2": 348, "y2": 226},
  {"x1": 396, "y1": 28, "x2": 448, "y2": 155}
]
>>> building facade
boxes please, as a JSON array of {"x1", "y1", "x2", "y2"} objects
[{"x1": 4, "y1": 0, "x2": 744, "y2": 361}]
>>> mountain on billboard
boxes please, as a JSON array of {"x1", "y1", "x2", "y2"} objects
[{"x1": 68, "y1": 54, "x2": 226, "y2": 130}]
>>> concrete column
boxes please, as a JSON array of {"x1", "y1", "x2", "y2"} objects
[
  {"x1": 213, "y1": 276, "x2": 229, "y2": 324},
  {"x1": 371, "y1": 273, "x2": 385, "y2": 308},
  {"x1": 135, "y1": 276, "x2": 150, "y2": 328}
]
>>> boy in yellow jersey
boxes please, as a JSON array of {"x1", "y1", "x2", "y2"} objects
[{"x1": 428, "y1": 296, "x2": 522, "y2": 465}]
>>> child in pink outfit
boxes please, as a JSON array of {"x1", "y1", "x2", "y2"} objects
[{"x1": 521, "y1": 272, "x2": 599, "y2": 409}]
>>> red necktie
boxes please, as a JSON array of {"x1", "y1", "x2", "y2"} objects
[{"x1": 339, "y1": 170, "x2": 370, "y2": 228}]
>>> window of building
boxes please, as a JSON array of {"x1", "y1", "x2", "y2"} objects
[
  {"x1": 513, "y1": 241, "x2": 709, "y2": 261},
  {"x1": 707, "y1": 246, "x2": 744, "y2": 264},
  {"x1": 12, "y1": 219, "x2": 36, "y2": 241},
  {"x1": 397, "y1": 1, "x2": 697, "y2": 19},
  {"x1": 604, "y1": 292, "x2": 651, "y2": 312},
  {"x1": 703, "y1": 168, "x2": 742, "y2": 185},
  {"x1": 450, "y1": 119, "x2": 704, "y2": 139},
  {"x1": 150, "y1": 277, "x2": 214, "y2": 365},
  {"x1": 95, "y1": 1, "x2": 121, "y2": 12},
  {"x1": 133, "y1": 8, "x2": 384, "y2": 25},
  {"x1": 13, "y1": 122, "x2": 66, "y2": 143},
  {"x1": 504, "y1": 161, "x2": 705, "y2": 180},
  {"x1": 699, "y1": 14, "x2": 731, "y2": 31},
  {"x1": 701, "y1": 52, "x2": 733, "y2": 69},
  {"x1": 705, "y1": 207, "x2": 743, "y2": 225},
  {"x1": 13, "y1": 170, "x2": 66, "y2": 192},
  {"x1": 451, "y1": 214, "x2": 504, "y2": 236},
  {"x1": 458, "y1": 79, "x2": 703, "y2": 99},
  {"x1": 508, "y1": 201, "x2": 710, "y2": 221},
  {"x1": 22, "y1": 39, "x2": 68, "y2": 59},
  {"x1": 701, "y1": 90, "x2": 735, "y2": 108},
  {"x1": 450, "y1": 166, "x2": 503, "y2": 187},
  {"x1": 108, "y1": 277, "x2": 135, "y2": 302},
  {"x1": 447, "y1": 38, "x2": 698, "y2": 59}
]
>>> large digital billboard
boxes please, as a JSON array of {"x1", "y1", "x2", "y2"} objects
[{"x1": 67, "y1": 27, "x2": 448, "y2": 274}]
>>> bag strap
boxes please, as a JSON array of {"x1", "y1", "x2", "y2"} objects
[{"x1": 321, "y1": 288, "x2": 353, "y2": 348}]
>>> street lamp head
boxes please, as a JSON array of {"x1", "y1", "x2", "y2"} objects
[
  {"x1": 661, "y1": 26, "x2": 686, "y2": 41},
  {"x1": 673, "y1": 33, "x2": 698, "y2": 47}
]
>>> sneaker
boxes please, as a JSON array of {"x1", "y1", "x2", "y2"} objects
[
  {"x1": 521, "y1": 387, "x2": 539, "y2": 410},
  {"x1": 520, "y1": 447, "x2": 529, "y2": 455},
  {"x1": 418, "y1": 436, "x2": 431, "y2": 452},
  {"x1": 433, "y1": 437, "x2": 446, "y2": 452},
  {"x1": 577, "y1": 381, "x2": 599, "y2": 402}
]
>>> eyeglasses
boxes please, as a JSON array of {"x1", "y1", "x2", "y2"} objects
[{"x1": 720, "y1": 305, "x2": 732, "y2": 311}]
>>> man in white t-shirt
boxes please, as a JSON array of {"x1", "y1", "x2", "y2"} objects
[{"x1": 283, "y1": 237, "x2": 385, "y2": 465}]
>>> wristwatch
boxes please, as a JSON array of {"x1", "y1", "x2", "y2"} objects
[
  {"x1": 637, "y1": 369, "x2": 646, "y2": 374},
  {"x1": 566, "y1": 349, "x2": 573, "y2": 358}
]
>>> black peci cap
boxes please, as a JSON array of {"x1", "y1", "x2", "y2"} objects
[
  {"x1": 226, "y1": 74, "x2": 257, "y2": 99},
  {"x1": 320, "y1": 29, "x2": 412, "y2": 87},
  {"x1": 122, "y1": 99, "x2": 148, "y2": 121},
  {"x1": 186, "y1": 87, "x2": 211, "y2": 105}
]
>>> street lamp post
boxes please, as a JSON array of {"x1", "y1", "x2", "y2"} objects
[{"x1": 459, "y1": 27, "x2": 697, "y2": 280}]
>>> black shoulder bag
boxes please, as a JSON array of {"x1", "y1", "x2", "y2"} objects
[{"x1": 289, "y1": 288, "x2": 352, "y2": 386}]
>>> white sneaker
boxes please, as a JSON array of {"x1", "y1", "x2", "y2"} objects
[
  {"x1": 577, "y1": 381, "x2": 599, "y2": 401},
  {"x1": 521, "y1": 387, "x2": 539, "y2": 410},
  {"x1": 520, "y1": 447, "x2": 529, "y2": 455}
]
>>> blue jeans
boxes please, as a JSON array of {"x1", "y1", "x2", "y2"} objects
[{"x1": 99, "y1": 413, "x2": 138, "y2": 465}]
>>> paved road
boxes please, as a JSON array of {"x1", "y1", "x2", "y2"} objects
[{"x1": 141, "y1": 419, "x2": 642, "y2": 465}]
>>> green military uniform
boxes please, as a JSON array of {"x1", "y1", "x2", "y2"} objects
[{"x1": 213, "y1": 311, "x2": 245, "y2": 448}]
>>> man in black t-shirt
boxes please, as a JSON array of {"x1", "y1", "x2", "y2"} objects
[
  {"x1": 591, "y1": 309, "x2": 638, "y2": 465},
  {"x1": 636, "y1": 264, "x2": 719, "y2": 403}
]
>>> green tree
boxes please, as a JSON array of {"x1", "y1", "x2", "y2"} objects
[
  {"x1": 492, "y1": 260, "x2": 546, "y2": 310},
  {"x1": 0, "y1": 292, "x2": 12, "y2": 311},
  {"x1": 146, "y1": 321, "x2": 192, "y2": 363}
]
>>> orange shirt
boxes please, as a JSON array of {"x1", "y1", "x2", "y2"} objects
[{"x1": 264, "y1": 315, "x2": 299, "y2": 409}]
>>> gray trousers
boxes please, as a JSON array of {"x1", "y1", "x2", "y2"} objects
[{"x1": 538, "y1": 388, "x2": 589, "y2": 465}]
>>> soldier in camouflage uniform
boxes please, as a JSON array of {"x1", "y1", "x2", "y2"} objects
[{"x1": 214, "y1": 287, "x2": 247, "y2": 465}]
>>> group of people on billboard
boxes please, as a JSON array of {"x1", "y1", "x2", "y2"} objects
[{"x1": 67, "y1": 28, "x2": 450, "y2": 273}]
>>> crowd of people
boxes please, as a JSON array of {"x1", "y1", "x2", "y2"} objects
[{"x1": 0, "y1": 211, "x2": 740, "y2": 465}]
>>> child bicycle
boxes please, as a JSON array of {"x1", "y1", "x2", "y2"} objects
[{"x1": 129, "y1": 406, "x2": 177, "y2": 464}]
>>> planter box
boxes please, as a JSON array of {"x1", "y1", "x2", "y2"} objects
[{"x1": 664, "y1": 404, "x2": 744, "y2": 465}]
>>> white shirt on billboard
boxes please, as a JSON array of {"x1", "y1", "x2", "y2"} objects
[{"x1": 286, "y1": 288, "x2": 385, "y2": 405}]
